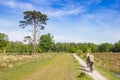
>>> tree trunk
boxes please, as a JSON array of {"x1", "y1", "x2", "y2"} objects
[{"x1": 33, "y1": 18, "x2": 36, "y2": 55}]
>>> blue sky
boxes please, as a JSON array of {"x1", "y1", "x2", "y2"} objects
[{"x1": 0, "y1": 0, "x2": 120, "y2": 44}]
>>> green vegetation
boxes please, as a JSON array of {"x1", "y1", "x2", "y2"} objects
[
  {"x1": 96, "y1": 66, "x2": 120, "y2": 80},
  {"x1": 0, "y1": 53, "x2": 93, "y2": 80},
  {"x1": 0, "y1": 54, "x2": 55, "y2": 79},
  {"x1": 38, "y1": 33, "x2": 55, "y2": 52},
  {"x1": 0, "y1": 33, "x2": 8, "y2": 53},
  {"x1": 0, "y1": 31, "x2": 120, "y2": 54}
]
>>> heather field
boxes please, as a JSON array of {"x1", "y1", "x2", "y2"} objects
[
  {"x1": 92, "y1": 53, "x2": 120, "y2": 80},
  {"x1": 93, "y1": 53, "x2": 120, "y2": 73}
]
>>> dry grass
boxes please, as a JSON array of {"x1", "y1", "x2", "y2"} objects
[
  {"x1": 93, "y1": 53, "x2": 120, "y2": 73},
  {"x1": 0, "y1": 53, "x2": 54, "y2": 70}
]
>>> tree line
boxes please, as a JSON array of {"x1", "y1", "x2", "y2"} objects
[{"x1": 0, "y1": 32, "x2": 120, "y2": 55}]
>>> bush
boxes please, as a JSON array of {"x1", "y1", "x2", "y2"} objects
[{"x1": 77, "y1": 50, "x2": 83, "y2": 56}]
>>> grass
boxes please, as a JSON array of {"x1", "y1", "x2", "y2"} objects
[
  {"x1": 95, "y1": 66, "x2": 120, "y2": 80},
  {"x1": 25, "y1": 53, "x2": 93, "y2": 80},
  {"x1": 0, "y1": 53, "x2": 93, "y2": 80},
  {"x1": 0, "y1": 53, "x2": 56, "y2": 80}
]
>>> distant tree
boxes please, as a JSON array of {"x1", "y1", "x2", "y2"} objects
[
  {"x1": 6, "y1": 41, "x2": 30, "y2": 54},
  {"x1": 19, "y1": 10, "x2": 48, "y2": 54},
  {"x1": 68, "y1": 42, "x2": 78, "y2": 53},
  {"x1": 24, "y1": 36, "x2": 33, "y2": 54},
  {"x1": 81, "y1": 43, "x2": 89, "y2": 53},
  {"x1": 0, "y1": 33, "x2": 8, "y2": 53},
  {"x1": 38, "y1": 33, "x2": 54, "y2": 52},
  {"x1": 98, "y1": 43, "x2": 112, "y2": 52},
  {"x1": 112, "y1": 40, "x2": 120, "y2": 52},
  {"x1": 53, "y1": 43, "x2": 64, "y2": 52},
  {"x1": 24, "y1": 36, "x2": 33, "y2": 44},
  {"x1": 88, "y1": 43, "x2": 98, "y2": 53}
]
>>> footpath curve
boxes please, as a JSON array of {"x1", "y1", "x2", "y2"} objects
[{"x1": 72, "y1": 54, "x2": 107, "y2": 80}]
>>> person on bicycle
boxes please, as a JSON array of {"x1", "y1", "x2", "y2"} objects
[
  {"x1": 86, "y1": 53, "x2": 90, "y2": 67},
  {"x1": 89, "y1": 53, "x2": 94, "y2": 73}
]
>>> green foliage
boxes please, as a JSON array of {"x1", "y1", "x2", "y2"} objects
[
  {"x1": 52, "y1": 41, "x2": 120, "y2": 53},
  {"x1": 81, "y1": 43, "x2": 89, "y2": 53},
  {"x1": 19, "y1": 10, "x2": 48, "y2": 28},
  {"x1": 1, "y1": 31, "x2": 120, "y2": 54},
  {"x1": 0, "y1": 33, "x2": 8, "y2": 49},
  {"x1": 98, "y1": 43, "x2": 113, "y2": 52},
  {"x1": 68, "y1": 43, "x2": 79, "y2": 53},
  {"x1": 0, "y1": 33, "x2": 8, "y2": 54},
  {"x1": 38, "y1": 33, "x2": 55, "y2": 52},
  {"x1": 77, "y1": 50, "x2": 83, "y2": 56},
  {"x1": 88, "y1": 43, "x2": 98, "y2": 53},
  {"x1": 53, "y1": 42, "x2": 69, "y2": 52},
  {"x1": 112, "y1": 40, "x2": 120, "y2": 52},
  {"x1": 6, "y1": 41, "x2": 31, "y2": 54},
  {"x1": 24, "y1": 36, "x2": 32, "y2": 44}
]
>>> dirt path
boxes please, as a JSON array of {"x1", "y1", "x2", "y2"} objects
[{"x1": 73, "y1": 54, "x2": 107, "y2": 80}]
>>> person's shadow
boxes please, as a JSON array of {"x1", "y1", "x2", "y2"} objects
[{"x1": 77, "y1": 65, "x2": 90, "y2": 72}]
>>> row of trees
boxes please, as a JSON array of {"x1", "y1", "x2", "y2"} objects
[{"x1": 0, "y1": 32, "x2": 120, "y2": 54}]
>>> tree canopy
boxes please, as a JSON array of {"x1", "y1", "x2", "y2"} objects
[
  {"x1": 0, "y1": 33, "x2": 8, "y2": 49},
  {"x1": 38, "y1": 33, "x2": 55, "y2": 52}
]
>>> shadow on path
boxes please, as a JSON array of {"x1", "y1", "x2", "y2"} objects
[{"x1": 77, "y1": 66, "x2": 90, "y2": 72}]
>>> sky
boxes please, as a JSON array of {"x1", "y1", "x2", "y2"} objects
[{"x1": 0, "y1": 0, "x2": 120, "y2": 44}]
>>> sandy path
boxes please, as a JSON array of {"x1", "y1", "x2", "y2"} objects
[{"x1": 72, "y1": 54, "x2": 107, "y2": 80}]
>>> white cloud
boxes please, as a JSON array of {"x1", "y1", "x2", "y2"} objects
[
  {"x1": 22, "y1": 0, "x2": 87, "y2": 17},
  {"x1": 0, "y1": 0, "x2": 96, "y2": 18},
  {"x1": 0, "y1": 0, "x2": 16, "y2": 8},
  {"x1": 0, "y1": 0, "x2": 35, "y2": 10},
  {"x1": 18, "y1": 3, "x2": 35, "y2": 10},
  {"x1": 40, "y1": 0, "x2": 102, "y2": 18},
  {"x1": 5, "y1": 0, "x2": 16, "y2": 8},
  {"x1": 46, "y1": 7, "x2": 84, "y2": 17}
]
